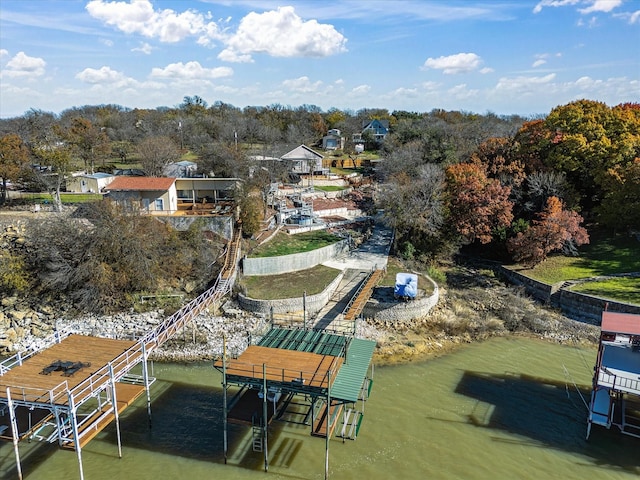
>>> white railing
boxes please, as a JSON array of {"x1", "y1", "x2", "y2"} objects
[
  {"x1": 0, "y1": 329, "x2": 71, "y2": 376},
  {"x1": 598, "y1": 368, "x2": 640, "y2": 396}
]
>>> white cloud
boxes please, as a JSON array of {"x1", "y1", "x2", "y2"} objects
[
  {"x1": 132, "y1": 42, "x2": 153, "y2": 54},
  {"x1": 100, "y1": 38, "x2": 114, "y2": 47},
  {"x1": 495, "y1": 73, "x2": 557, "y2": 94},
  {"x1": 533, "y1": 59, "x2": 547, "y2": 67},
  {"x1": 0, "y1": 49, "x2": 8, "y2": 58},
  {"x1": 282, "y1": 76, "x2": 323, "y2": 94},
  {"x1": 76, "y1": 66, "x2": 128, "y2": 84},
  {"x1": 533, "y1": 0, "x2": 623, "y2": 14},
  {"x1": 533, "y1": 1, "x2": 580, "y2": 14},
  {"x1": 579, "y1": 0, "x2": 622, "y2": 14},
  {"x1": 218, "y1": 6, "x2": 347, "y2": 63},
  {"x1": 479, "y1": 67, "x2": 494, "y2": 74},
  {"x1": 85, "y1": 0, "x2": 219, "y2": 43},
  {"x1": 631, "y1": 10, "x2": 640, "y2": 23},
  {"x1": 2, "y1": 52, "x2": 46, "y2": 77},
  {"x1": 421, "y1": 53, "x2": 483, "y2": 74},
  {"x1": 447, "y1": 83, "x2": 480, "y2": 99},
  {"x1": 351, "y1": 84, "x2": 371, "y2": 95},
  {"x1": 150, "y1": 61, "x2": 233, "y2": 80}
]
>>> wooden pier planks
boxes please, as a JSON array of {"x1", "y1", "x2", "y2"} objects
[
  {"x1": 311, "y1": 401, "x2": 343, "y2": 438},
  {"x1": 0, "y1": 335, "x2": 139, "y2": 406},
  {"x1": 218, "y1": 346, "x2": 343, "y2": 389},
  {"x1": 343, "y1": 269, "x2": 384, "y2": 321}
]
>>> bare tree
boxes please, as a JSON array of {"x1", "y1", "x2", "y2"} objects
[{"x1": 136, "y1": 136, "x2": 180, "y2": 176}]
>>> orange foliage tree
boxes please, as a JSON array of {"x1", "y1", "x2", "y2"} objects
[
  {"x1": 445, "y1": 162, "x2": 513, "y2": 244},
  {"x1": 507, "y1": 196, "x2": 589, "y2": 267}
]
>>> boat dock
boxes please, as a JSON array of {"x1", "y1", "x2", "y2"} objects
[
  {"x1": 587, "y1": 311, "x2": 640, "y2": 439},
  {"x1": 215, "y1": 326, "x2": 375, "y2": 473}
]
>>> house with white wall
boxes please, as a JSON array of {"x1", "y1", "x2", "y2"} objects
[{"x1": 105, "y1": 176, "x2": 178, "y2": 214}]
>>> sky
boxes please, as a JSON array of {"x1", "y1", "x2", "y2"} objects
[{"x1": 0, "y1": 0, "x2": 639, "y2": 119}]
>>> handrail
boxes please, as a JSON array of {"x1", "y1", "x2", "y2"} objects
[
  {"x1": 598, "y1": 368, "x2": 640, "y2": 395},
  {"x1": 0, "y1": 329, "x2": 72, "y2": 376}
]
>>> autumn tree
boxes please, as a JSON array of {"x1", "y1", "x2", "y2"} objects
[
  {"x1": 445, "y1": 162, "x2": 513, "y2": 244},
  {"x1": 470, "y1": 137, "x2": 525, "y2": 188},
  {"x1": 507, "y1": 196, "x2": 589, "y2": 267},
  {"x1": 0, "y1": 134, "x2": 30, "y2": 203},
  {"x1": 597, "y1": 158, "x2": 640, "y2": 232},
  {"x1": 544, "y1": 100, "x2": 640, "y2": 208},
  {"x1": 136, "y1": 136, "x2": 180, "y2": 176}
]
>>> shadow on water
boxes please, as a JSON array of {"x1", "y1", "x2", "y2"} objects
[
  {"x1": 100, "y1": 379, "x2": 302, "y2": 472},
  {"x1": 455, "y1": 370, "x2": 640, "y2": 474}
]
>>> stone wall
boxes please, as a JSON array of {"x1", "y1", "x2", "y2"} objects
[
  {"x1": 497, "y1": 266, "x2": 640, "y2": 324},
  {"x1": 363, "y1": 276, "x2": 440, "y2": 322},
  {"x1": 243, "y1": 239, "x2": 349, "y2": 275},
  {"x1": 237, "y1": 271, "x2": 344, "y2": 315},
  {"x1": 160, "y1": 215, "x2": 234, "y2": 240}
]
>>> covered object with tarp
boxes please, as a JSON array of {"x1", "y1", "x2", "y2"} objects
[{"x1": 394, "y1": 273, "x2": 418, "y2": 299}]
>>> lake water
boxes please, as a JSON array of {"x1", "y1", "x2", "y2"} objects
[{"x1": 2, "y1": 336, "x2": 639, "y2": 479}]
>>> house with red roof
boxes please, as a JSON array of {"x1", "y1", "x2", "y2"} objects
[{"x1": 105, "y1": 176, "x2": 178, "y2": 214}]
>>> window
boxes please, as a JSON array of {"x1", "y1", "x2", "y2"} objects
[{"x1": 155, "y1": 198, "x2": 164, "y2": 211}]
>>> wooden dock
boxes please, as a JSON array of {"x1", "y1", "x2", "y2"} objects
[
  {"x1": 218, "y1": 346, "x2": 343, "y2": 389},
  {"x1": 312, "y1": 401, "x2": 343, "y2": 438},
  {"x1": 0, "y1": 335, "x2": 139, "y2": 406}
]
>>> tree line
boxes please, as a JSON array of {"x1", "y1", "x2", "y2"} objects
[{"x1": 1, "y1": 97, "x2": 639, "y2": 312}]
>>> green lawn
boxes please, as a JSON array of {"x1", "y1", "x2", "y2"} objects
[
  {"x1": 520, "y1": 232, "x2": 640, "y2": 284},
  {"x1": 23, "y1": 193, "x2": 103, "y2": 204},
  {"x1": 249, "y1": 230, "x2": 342, "y2": 258},
  {"x1": 241, "y1": 265, "x2": 341, "y2": 299},
  {"x1": 570, "y1": 277, "x2": 640, "y2": 306},
  {"x1": 314, "y1": 185, "x2": 346, "y2": 192}
]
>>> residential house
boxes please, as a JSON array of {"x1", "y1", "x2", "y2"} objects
[
  {"x1": 66, "y1": 172, "x2": 115, "y2": 193},
  {"x1": 352, "y1": 119, "x2": 389, "y2": 144},
  {"x1": 281, "y1": 145, "x2": 327, "y2": 175},
  {"x1": 322, "y1": 129, "x2": 345, "y2": 151},
  {"x1": 174, "y1": 177, "x2": 241, "y2": 205},
  {"x1": 105, "y1": 176, "x2": 177, "y2": 214}
]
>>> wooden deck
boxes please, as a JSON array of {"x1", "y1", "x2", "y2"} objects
[
  {"x1": 0, "y1": 335, "x2": 140, "y2": 406},
  {"x1": 217, "y1": 346, "x2": 344, "y2": 389},
  {"x1": 64, "y1": 382, "x2": 146, "y2": 449},
  {"x1": 227, "y1": 389, "x2": 284, "y2": 426}
]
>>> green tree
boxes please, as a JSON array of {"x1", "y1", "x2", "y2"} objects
[{"x1": 0, "y1": 134, "x2": 30, "y2": 204}]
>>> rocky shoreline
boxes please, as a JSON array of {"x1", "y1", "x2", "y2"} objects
[{"x1": 1, "y1": 269, "x2": 602, "y2": 367}]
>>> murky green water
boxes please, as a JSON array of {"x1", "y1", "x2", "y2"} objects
[{"x1": 2, "y1": 337, "x2": 639, "y2": 480}]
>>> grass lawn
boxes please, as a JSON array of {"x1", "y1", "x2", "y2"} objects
[
  {"x1": 314, "y1": 185, "x2": 346, "y2": 192},
  {"x1": 240, "y1": 265, "x2": 341, "y2": 299},
  {"x1": 570, "y1": 277, "x2": 640, "y2": 306},
  {"x1": 519, "y1": 232, "x2": 640, "y2": 284},
  {"x1": 249, "y1": 230, "x2": 341, "y2": 257},
  {"x1": 24, "y1": 193, "x2": 103, "y2": 204}
]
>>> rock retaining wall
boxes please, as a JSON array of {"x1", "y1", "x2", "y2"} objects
[
  {"x1": 363, "y1": 276, "x2": 440, "y2": 322},
  {"x1": 237, "y1": 271, "x2": 344, "y2": 315},
  {"x1": 497, "y1": 266, "x2": 640, "y2": 324}
]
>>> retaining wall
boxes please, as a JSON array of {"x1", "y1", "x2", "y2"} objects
[
  {"x1": 497, "y1": 266, "x2": 640, "y2": 324},
  {"x1": 161, "y1": 215, "x2": 234, "y2": 240},
  {"x1": 363, "y1": 276, "x2": 440, "y2": 322},
  {"x1": 243, "y1": 239, "x2": 349, "y2": 275},
  {"x1": 238, "y1": 271, "x2": 344, "y2": 315}
]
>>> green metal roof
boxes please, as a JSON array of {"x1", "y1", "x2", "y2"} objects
[
  {"x1": 330, "y1": 338, "x2": 376, "y2": 403},
  {"x1": 258, "y1": 327, "x2": 347, "y2": 357}
]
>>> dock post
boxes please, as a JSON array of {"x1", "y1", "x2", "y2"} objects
[
  {"x1": 6, "y1": 387, "x2": 23, "y2": 480},
  {"x1": 263, "y1": 363, "x2": 268, "y2": 473},
  {"x1": 141, "y1": 342, "x2": 152, "y2": 427},
  {"x1": 325, "y1": 369, "x2": 331, "y2": 480},
  {"x1": 109, "y1": 364, "x2": 123, "y2": 458},
  {"x1": 67, "y1": 392, "x2": 85, "y2": 480},
  {"x1": 222, "y1": 336, "x2": 228, "y2": 464}
]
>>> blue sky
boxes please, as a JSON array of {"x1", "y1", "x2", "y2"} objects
[{"x1": 1, "y1": 0, "x2": 639, "y2": 118}]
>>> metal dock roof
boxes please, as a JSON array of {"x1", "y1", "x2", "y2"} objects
[
  {"x1": 330, "y1": 338, "x2": 376, "y2": 403},
  {"x1": 258, "y1": 327, "x2": 347, "y2": 358}
]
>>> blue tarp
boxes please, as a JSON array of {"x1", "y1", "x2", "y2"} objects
[{"x1": 395, "y1": 273, "x2": 418, "y2": 299}]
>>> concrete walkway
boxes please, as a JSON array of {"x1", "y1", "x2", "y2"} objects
[{"x1": 313, "y1": 222, "x2": 393, "y2": 330}]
